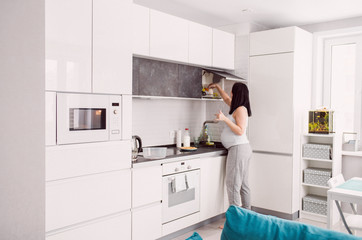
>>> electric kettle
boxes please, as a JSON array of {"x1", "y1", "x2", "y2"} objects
[{"x1": 132, "y1": 135, "x2": 142, "y2": 161}]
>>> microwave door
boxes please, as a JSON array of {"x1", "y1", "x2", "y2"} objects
[{"x1": 57, "y1": 93, "x2": 110, "y2": 144}]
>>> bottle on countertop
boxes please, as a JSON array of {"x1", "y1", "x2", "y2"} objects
[
  {"x1": 176, "y1": 129, "x2": 182, "y2": 148},
  {"x1": 183, "y1": 128, "x2": 190, "y2": 147}
]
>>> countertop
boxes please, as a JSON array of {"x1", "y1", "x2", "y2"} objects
[{"x1": 132, "y1": 143, "x2": 227, "y2": 168}]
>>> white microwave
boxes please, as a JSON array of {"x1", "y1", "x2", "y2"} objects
[{"x1": 56, "y1": 93, "x2": 122, "y2": 145}]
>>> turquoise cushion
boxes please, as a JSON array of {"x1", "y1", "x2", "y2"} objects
[
  {"x1": 221, "y1": 205, "x2": 362, "y2": 240},
  {"x1": 186, "y1": 232, "x2": 203, "y2": 240}
]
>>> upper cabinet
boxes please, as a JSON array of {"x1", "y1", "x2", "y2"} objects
[
  {"x1": 212, "y1": 29, "x2": 235, "y2": 70},
  {"x1": 46, "y1": 0, "x2": 132, "y2": 95},
  {"x1": 45, "y1": 0, "x2": 92, "y2": 92},
  {"x1": 93, "y1": 0, "x2": 132, "y2": 95},
  {"x1": 132, "y1": 4, "x2": 150, "y2": 56},
  {"x1": 250, "y1": 27, "x2": 296, "y2": 56},
  {"x1": 149, "y1": 10, "x2": 189, "y2": 63},
  {"x1": 188, "y1": 22, "x2": 212, "y2": 67},
  {"x1": 132, "y1": 4, "x2": 235, "y2": 70}
]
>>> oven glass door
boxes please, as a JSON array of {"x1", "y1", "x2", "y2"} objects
[
  {"x1": 57, "y1": 93, "x2": 110, "y2": 144},
  {"x1": 162, "y1": 169, "x2": 200, "y2": 223}
]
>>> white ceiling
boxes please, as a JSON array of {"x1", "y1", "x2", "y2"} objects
[{"x1": 134, "y1": 0, "x2": 362, "y2": 29}]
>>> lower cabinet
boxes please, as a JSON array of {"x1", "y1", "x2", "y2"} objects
[
  {"x1": 132, "y1": 203, "x2": 162, "y2": 240},
  {"x1": 132, "y1": 165, "x2": 162, "y2": 208},
  {"x1": 131, "y1": 165, "x2": 162, "y2": 240},
  {"x1": 249, "y1": 152, "x2": 295, "y2": 214},
  {"x1": 199, "y1": 156, "x2": 227, "y2": 221},
  {"x1": 46, "y1": 212, "x2": 131, "y2": 240},
  {"x1": 46, "y1": 169, "x2": 131, "y2": 231}
]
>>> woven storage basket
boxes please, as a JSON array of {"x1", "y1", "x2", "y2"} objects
[
  {"x1": 303, "y1": 195, "x2": 327, "y2": 215},
  {"x1": 303, "y1": 168, "x2": 331, "y2": 186},
  {"x1": 303, "y1": 144, "x2": 332, "y2": 160}
]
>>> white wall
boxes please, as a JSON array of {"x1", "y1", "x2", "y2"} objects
[
  {"x1": 300, "y1": 16, "x2": 362, "y2": 33},
  {"x1": 0, "y1": 1, "x2": 45, "y2": 239},
  {"x1": 132, "y1": 98, "x2": 206, "y2": 146}
]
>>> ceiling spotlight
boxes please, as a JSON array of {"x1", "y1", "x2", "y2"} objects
[{"x1": 241, "y1": 8, "x2": 253, "y2": 13}]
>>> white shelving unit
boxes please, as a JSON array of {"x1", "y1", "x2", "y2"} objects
[{"x1": 300, "y1": 133, "x2": 342, "y2": 224}]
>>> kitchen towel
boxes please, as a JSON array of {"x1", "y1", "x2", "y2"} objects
[
  {"x1": 172, "y1": 174, "x2": 187, "y2": 193},
  {"x1": 185, "y1": 173, "x2": 195, "y2": 189}
]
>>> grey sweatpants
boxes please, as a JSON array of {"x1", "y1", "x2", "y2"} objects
[{"x1": 225, "y1": 143, "x2": 252, "y2": 209}]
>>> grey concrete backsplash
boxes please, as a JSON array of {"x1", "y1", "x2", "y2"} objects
[{"x1": 133, "y1": 57, "x2": 202, "y2": 98}]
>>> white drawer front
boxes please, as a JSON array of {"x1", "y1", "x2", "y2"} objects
[
  {"x1": 47, "y1": 212, "x2": 131, "y2": 240},
  {"x1": 132, "y1": 165, "x2": 162, "y2": 208},
  {"x1": 46, "y1": 170, "x2": 131, "y2": 231},
  {"x1": 46, "y1": 141, "x2": 131, "y2": 181},
  {"x1": 132, "y1": 204, "x2": 162, "y2": 240}
]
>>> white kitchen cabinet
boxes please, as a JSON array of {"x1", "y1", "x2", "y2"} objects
[
  {"x1": 248, "y1": 26, "x2": 313, "y2": 218},
  {"x1": 131, "y1": 165, "x2": 162, "y2": 240},
  {"x1": 249, "y1": 53, "x2": 294, "y2": 154},
  {"x1": 132, "y1": 4, "x2": 150, "y2": 56},
  {"x1": 249, "y1": 153, "x2": 294, "y2": 214},
  {"x1": 122, "y1": 95, "x2": 132, "y2": 140},
  {"x1": 45, "y1": 0, "x2": 92, "y2": 92},
  {"x1": 46, "y1": 170, "x2": 131, "y2": 231},
  {"x1": 212, "y1": 29, "x2": 235, "y2": 70},
  {"x1": 46, "y1": 0, "x2": 132, "y2": 94},
  {"x1": 250, "y1": 27, "x2": 296, "y2": 56},
  {"x1": 188, "y1": 22, "x2": 212, "y2": 66},
  {"x1": 46, "y1": 141, "x2": 131, "y2": 181},
  {"x1": 150, "y1": 9, "x2": 189, "y2": 63},
  {"x1": 132, "y1": 165, "x2": 162, "y2": 208},
  {"x1": 132, "y1": 203, "x2": 162, "y2": 240},
  {"x1": 93, "y1": 0, "x2": 132, "y2": 94},
  {"x1": 199, "y1": 156, "x2": 227, "y2": 221},
  {"x1": 45, "y1": 92, "x2": 56, "y2": 146},
  {"x1": 47, "y1": 212, "x2": 131, "y2": 240}
]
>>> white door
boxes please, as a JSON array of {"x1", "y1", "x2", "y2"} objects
[
  {"x1": 132, "y1": 165, "x2": 162, "y2": 208},
  {"x1": 150, "y1": 9, "x2": 189, "y2": 62},
  {"x1": 249, "y1": 53, "x2": 294, "y2": 154},
  {"x1": 323, "y1": 36, "x2": 362, "y2": 135},
  {"x1": 132, "y1": 204, "x2": 162, "y2": 240},
  {"x1": 199, "y1": 156, "x2": 226, "y2": 221},
  {"x1": 45, "y1": 0, "x2": 92, "y2": 92},
  {"x1": 249, "y1": 27, "x2": 295, "y2": 56},
  {"x1": 93, "y1": 0, "x2": 132, "y2": 94},
  {"x1": 212, "y1": 29, "x2": 235, "y2": 70},
  {"x1": 249, "y1": 153, "x2": 293, "y2": 214},
  {"x1": 132, "y1": 4, "x2": 150, "y2": 56},
  {"x1": 188, "y1": 22, "x2": 212, "y2": 67}
]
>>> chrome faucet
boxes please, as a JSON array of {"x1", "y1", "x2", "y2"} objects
[{"x1": 200, "y1": 120, "x2": 218, "y2": 142}]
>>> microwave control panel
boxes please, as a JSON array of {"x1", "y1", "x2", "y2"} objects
[{"x1": 109, "y1": 95, "x2": 122, "y2": 140}]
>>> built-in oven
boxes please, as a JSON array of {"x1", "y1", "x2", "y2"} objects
[
  {"x1": 57, "y1": 93, "x2": 121, "y2": 145},
  {"x1": 162, "y1": 159, "x2": 200, "y2": 224}
]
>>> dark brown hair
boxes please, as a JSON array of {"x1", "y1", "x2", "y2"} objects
[{"x1": 229, "y1": 82, "x2": 252, "y2": 116}]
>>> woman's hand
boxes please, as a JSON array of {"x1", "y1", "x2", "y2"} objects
[
  {"x1": 208, "y1": 83, "x2": 219, "y2": 89},
  {"x1": 215, "y1": 110, "x2": 226, "y2": 122}
]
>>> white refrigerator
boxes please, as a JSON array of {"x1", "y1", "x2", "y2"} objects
[{"x1": 248, "y1": 26, "x2": 312, "y2": 218}]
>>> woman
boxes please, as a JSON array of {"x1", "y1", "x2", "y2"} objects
[{"x1": 208, "y1": 82, "x2": 252, "y2": 210}]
